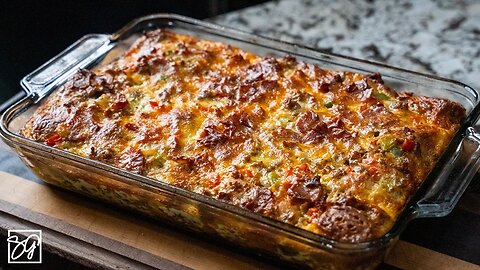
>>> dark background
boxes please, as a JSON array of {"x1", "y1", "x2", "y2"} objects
[{"x1": 0, "y1": 0, "x2": 267, "y2": 105}]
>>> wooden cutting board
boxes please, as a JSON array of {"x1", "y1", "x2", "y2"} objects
[{"x1": 0, "y1": 171, "x2": 478, "y2": 270}]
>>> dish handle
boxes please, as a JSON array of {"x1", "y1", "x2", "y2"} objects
[
  {"x1": 21, "y1": 34, "x2": 113, "y2": 103},
  {"x1": 414, "y1": 127, "x2": 480, "y2": 218}
]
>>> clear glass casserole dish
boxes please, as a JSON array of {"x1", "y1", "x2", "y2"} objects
[{"x1": 2, "y1": 14, "x2": 480, "y2": 269}]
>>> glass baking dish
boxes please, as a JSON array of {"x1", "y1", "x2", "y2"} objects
[{"x1": 2, "y1": 14, "x2": 480, "y2": 269}]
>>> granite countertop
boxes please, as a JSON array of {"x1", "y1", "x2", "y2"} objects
[{"x1": 213, "y1": 0, "x2": 480, "y2": 90}]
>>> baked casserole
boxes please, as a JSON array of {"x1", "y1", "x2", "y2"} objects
[{"x1": 20, "y1": 29, "x2": 466, "y2": 243}]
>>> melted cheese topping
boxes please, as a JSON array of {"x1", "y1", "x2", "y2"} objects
[{"x1": 21, "y1": 30, "x2": 466, "y2": 242}]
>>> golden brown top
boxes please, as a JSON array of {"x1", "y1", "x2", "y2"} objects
[{"x1": 21, "y1": 29, "x2": 466, "y2": 242}]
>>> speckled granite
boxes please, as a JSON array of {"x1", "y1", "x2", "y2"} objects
[{"x1": 213, "y1": 0, "x2": 480, "y2": 90}]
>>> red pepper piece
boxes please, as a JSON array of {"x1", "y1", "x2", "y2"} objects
[
  {"x1": 242, "y1": 169, "x2": 254, "y2": 178},
  {"x1": 46, "y1": 133, "x2": 62, "y2": 146},
  {"x1": 208, "y1": 174, "x2": 221, "y2": 188},
  {"x1": 402, "y1": 139, "x2": 415, "y2": 152},
  {"x1": 149, "y1": 100, "x2": 158, "y2": 108}
]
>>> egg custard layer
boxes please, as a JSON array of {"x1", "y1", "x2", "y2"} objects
[{"x1": 21, "y1": 30, "x2": 466, "y2": 242}]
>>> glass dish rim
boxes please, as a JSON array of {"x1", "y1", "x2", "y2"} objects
[{"x1": 2, "y1": 13, "x2": 480, "y2": 252}]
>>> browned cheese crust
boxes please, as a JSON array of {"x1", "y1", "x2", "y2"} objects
[{"x1": 20, "y1": 30, "x2": 466, "y2": 242}]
